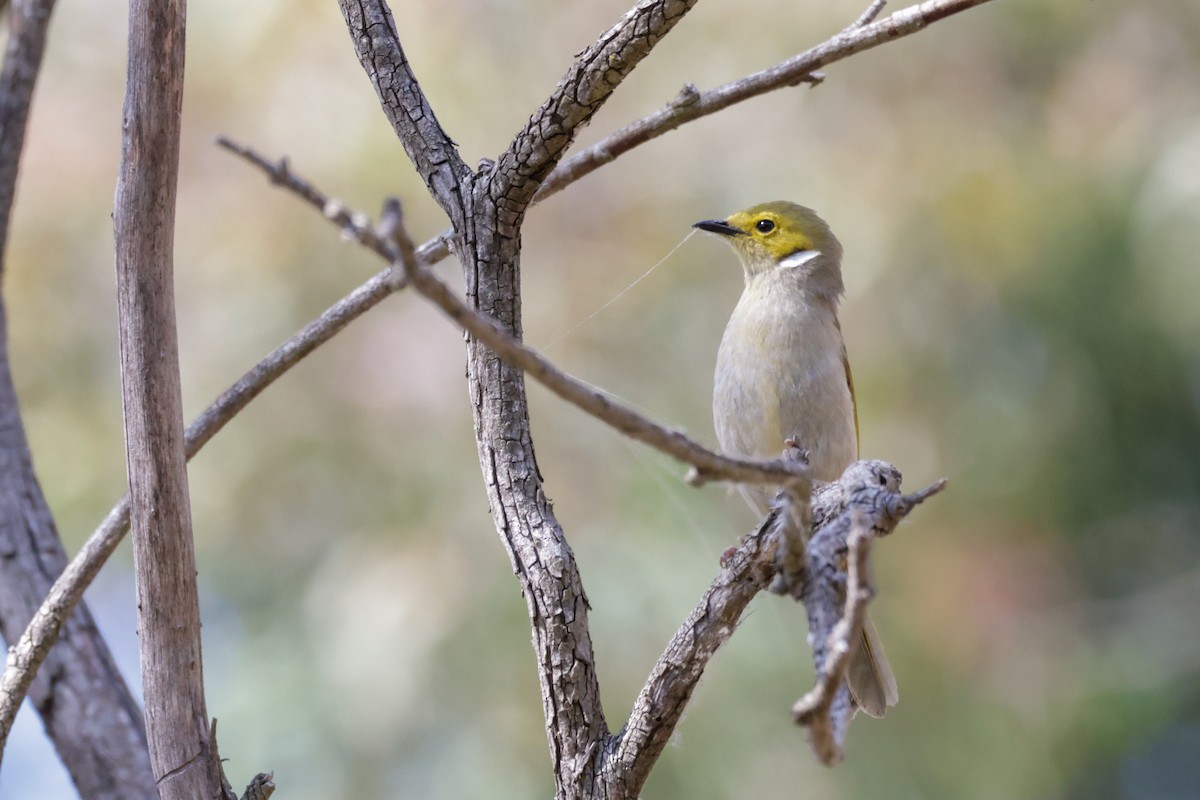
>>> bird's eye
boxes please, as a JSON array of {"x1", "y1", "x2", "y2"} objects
[{"x1": 755, "y1": 219, "x2": 775, "y2": 234}]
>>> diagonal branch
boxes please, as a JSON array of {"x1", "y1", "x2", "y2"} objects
[
  {"x1": 3, "y1": 0, "x2": 976, "y2": 761},
  {"x1": 336, "y1": 0, "x2": 470, "y2": 223},
  {"x1": 793, "y1": 468, "x2": 947, "y2": 764},
  {"x1": 604, "y1": 488, "x2": 794, "y2": 794},
  {"x1": 606, "y1": 461, "x2": 944, "y2": 790},
  {"x1": 215, "y1": 135, "x2": 453, "y2": 268},
  {"x1": 536, "y1": 0, "x2": 993, "y2": 202},
  {"x1": 492, "y1": 0, "x2": 698, "y2": 210},
  {"x1": 0, "y1": 143, "x2": 454, "y2": 744}
]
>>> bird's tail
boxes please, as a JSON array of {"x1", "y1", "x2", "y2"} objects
[{"x1": 847, "y1": 611, "x2": 899, "y2": 718}]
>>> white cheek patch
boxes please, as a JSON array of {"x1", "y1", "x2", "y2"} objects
[{"x1": 779, "y1": 250, "x2": 821, "y2": 270}]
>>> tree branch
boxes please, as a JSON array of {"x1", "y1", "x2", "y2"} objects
[
  {"x1": 113, "y1": 0, "x2": 229, "y2": 795},
  {"x1": 603, "y1": 484, "x2": 795, "y2": 794},
  {"x1": 215, "y1": 135, "x2": 446, "y2": 265},
  {"x1": 792, "y1": 467, "x2": 947, "y2": 765},
  {"x1": 491, "y1": 0, "x2": 698, "y2": 211},
  {"x1": 2, "y1": 0, "x2": 990, "y2": 774},
  {"x1": 0, "y1": 0, "x2": 157, "y2": 794},
  {"x1": 0, "y1": 145, "x2": 454, "y2": 741},
  {"x1": 536, "y1": 0, "x2": 993, "y2": 203},
  {"x1": 336, "y1": 0, "x2": 470, "y2": 224},
  {"x1": 0, "y1": 0, "x2": 54, "y2": 257},
  {"x1": 604, "y1": 461, "x2": 944, "y2": 790}
]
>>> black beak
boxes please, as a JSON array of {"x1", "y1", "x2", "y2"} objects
[{"x1": 693, "y1": 219, "x2": 744, "y2": 237}]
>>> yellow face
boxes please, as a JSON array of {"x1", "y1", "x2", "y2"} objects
[
  {"x1": 694, "y1": 201, "x2": 842, "y2": 280},
  {"x1": 723, "y1": 202, "x2": 821, "y2": 261}
]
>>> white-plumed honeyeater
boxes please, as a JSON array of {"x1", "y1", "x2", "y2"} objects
[{"x1": 695, "y1": 200, "x2": 898, "y2": 718}]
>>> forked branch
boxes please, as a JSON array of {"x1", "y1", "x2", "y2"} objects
[
  {"x1": 793, "y1": 467, "x2": 947, "y2": 764},
  {"x1": 537, "y1": 0, "x2": 991, "y2": 202},
  {"x1": 607, "y1": 461, "x2": 945, "y2": 791},
  {"x1": 493, "y1": 0, "x2": 698, "y2": 209}
]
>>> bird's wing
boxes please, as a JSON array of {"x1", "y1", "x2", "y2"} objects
[{"x1": 841, "y1": 345, "x2": 860, "y2": 456}]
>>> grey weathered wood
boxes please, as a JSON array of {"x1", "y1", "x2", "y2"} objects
[
  {"x1": 0, "y1": 304, "x2": 156, "y2": 797},
  {"x1": 113, "y1": 0, "x2": 225, "y2": 797},
  {"x1": 0, "y1": 0, "x2": 156, "y2": 795}
]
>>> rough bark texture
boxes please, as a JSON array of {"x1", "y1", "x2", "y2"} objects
[
  {"x1": 459, "y1": 182, "x2": 611, "y2": 796},
  {"x1": 0, "y1": 0, "x2": 155, "y2": 795},
  {"x1": 0, "y1": 301, "x2": 154, "y2": 797},
  {"x1": 113, "y1": 0, "x2": 223, "y2": 797}
]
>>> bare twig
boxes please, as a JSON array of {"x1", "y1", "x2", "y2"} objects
[
  {"x1": 850, "y1": 0, "x2": 889, "y2": 30},
  {"x1": 606, "y1": 505, "x2": 783, "y2": 794},
  {"x1": 606, "y1": 460, "x2": 940, "y2": 789},
  {"x1": 536, "y1": 0, "x2": 991, "y2": 202},
  {"x1": 215, "y1": 136, "x2": 454, "y2": 266},
  {"x1": 384, "y1": 200, "x2": 808, "y2": 490},
  {"x1": 792, "y1": 467, "x2": 948, "y2": 765},
  {"x1": 793, "y1": 511, "x2": 875, "y2": 765},
  {"x1": 493, "y1": 0, "x2": 698, "y2": 209}
]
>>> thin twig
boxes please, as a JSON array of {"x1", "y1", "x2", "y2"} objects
[
  {"x1": 215, "y1": 136, "x2": 448, "y2": 265},
  {"x1": 214, "y1": 137, "x2": 453, "y2": 275},
  {"x1": 607, "y1": 503, "x2": 784, "y2": 793},
  {"x1": 791, "y1": 471, "x2": 948, "y2": 765},
  {"x1": 793, "y1": 511, "x2": 874, "y2": 765},
  {"x1": 850, "y1": 0, "x2": 889, "y2": 30},
  {"x1": 607, "y1": 460, "x2": 936, "y2": 790},
  {"x1": 535, "y1": 0, "x2": 990, "y2": 203},
  {"x1": 383, "y1": 200, "x2": 808, "y2": 490},
  {"x1": 493, "y1": 0, "x2": 699, "y2": 209}
]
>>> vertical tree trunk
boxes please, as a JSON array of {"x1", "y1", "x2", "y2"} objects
[
  {"x1": 0, "y1": 0, "x2": 155, "y2": 796},
  {"x1": 0, "y1": 298, "x2": 155, "y2": 798},
  {"x1": 114, "y1": 1, "x2": 224, "y2": 797}
]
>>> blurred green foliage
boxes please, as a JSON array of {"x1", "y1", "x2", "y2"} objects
[{"x1": 4, "y1": 0, "x2": 1200, "y2": 798}]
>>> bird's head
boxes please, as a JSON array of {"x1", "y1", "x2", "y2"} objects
[{"x1": 694, "y1": 201, "x2": 844, "y2": 298}]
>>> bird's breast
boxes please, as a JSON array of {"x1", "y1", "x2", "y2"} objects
[{"x1": 713, "y1": 283, "x2": 857, "y2": 483}]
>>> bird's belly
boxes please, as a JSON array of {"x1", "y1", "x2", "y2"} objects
[{"x1": 713, "y1": 311, "x2": 857, "y2": 486}]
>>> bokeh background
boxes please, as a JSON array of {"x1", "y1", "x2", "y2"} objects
[{"x1": 4, "y1": 0, "x2": 1200, "y2": 797}]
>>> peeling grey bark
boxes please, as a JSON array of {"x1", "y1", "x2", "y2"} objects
[{"x1": 0, "y1": 0, "x2": 154, "y2": 795}]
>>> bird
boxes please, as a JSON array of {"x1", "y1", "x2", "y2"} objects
[{"x1": 694, "y1": 200, "x2": 898, "y2": 718}]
